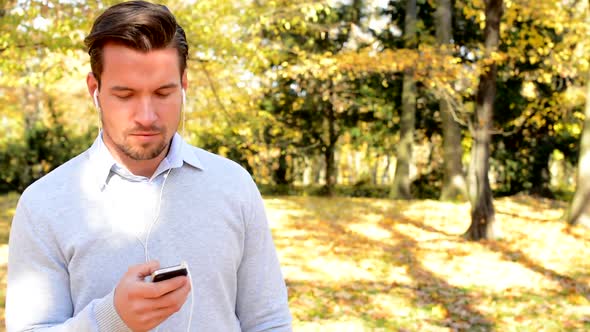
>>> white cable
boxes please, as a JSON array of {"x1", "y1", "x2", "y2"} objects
[
  {"x1": 97, "y1": 116, "x2": 101, "y2": 138},
  {"x1": 152, "y1": 262, "x2": 194, "y2": 332},
  {"x1": 148, "y1": 167, "x2": 170, "y2": 332},
  {"x1": 94, "y1": 89, "x2": 102, "y2": 138},
  {"x1": 186, "y1": 264, "x2": 194, "y2": 332},
  {"x1": 143, "y1": 166, "x2": 172, "y2": 263},
  {"x1": 142, "y1": 140, "x2": 194, "y2": 331},
  {"x1": 179, "y1": 104, "x2": 195, "y2": 332},
  {"x1": 104, "y1": 90, "x2": 192, "y2": 331},
  {"x1": 181, "y1": 104, "x2": 185, "y2": 138},
  {"x1": 181, "y1": 90, "x2": 186, "y2": 138},
  {"x1": 141, "y1": 86, "x2": 191, "y2": 328}
]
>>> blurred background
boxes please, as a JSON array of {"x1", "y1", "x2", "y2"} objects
[
  {"x1": 1, "y1": 0, "x2": 588, "y2": 202},
  {"x1": 1, "y1": 0, "x2": 590, "y2": 331}
]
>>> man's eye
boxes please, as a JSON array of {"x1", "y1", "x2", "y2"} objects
[
  {"x1": 156, "y1": 92, "x2": 171, "y2": 98},
  {"x1": 115, "y1": 94, "x2": 132, "y2": 100}
]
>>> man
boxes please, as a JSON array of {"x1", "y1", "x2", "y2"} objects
[{"x1": 6, "y1": 1, "x2": 292, "y2": 331}]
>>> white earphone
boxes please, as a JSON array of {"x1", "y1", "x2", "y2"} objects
[
  {"x1": 93, "y1": 89, "x2": 100, "y2": 110},
  {"x1": 181, "y1": 88, "x2": 186, "y2": 137}
]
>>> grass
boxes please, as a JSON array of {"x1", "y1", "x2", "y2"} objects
[
  {"x1": 1, "y1": 192, "x2": 589, "y2": 331},
  {"x1": 265, "y1": 195, "x2": 590, "y2": 331},
  {"x1": 0, "y1": 192, "x2": 18, "y2": 330}
]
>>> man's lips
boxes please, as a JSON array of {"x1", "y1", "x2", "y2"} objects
[
  {"x1": 130, "y1": 132, "x2": 160, "y2": 136},
  {"x1": 129, "y1": 132, "x2": 161, "y2": 142}
]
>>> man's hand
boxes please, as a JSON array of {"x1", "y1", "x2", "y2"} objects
[{"x1": 114, "y1": 261, "x2": 191, "y2": 332}]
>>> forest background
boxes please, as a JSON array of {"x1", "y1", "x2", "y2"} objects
[{"x1": 1, "y1": 0, "x2": 590, "y2": 331}]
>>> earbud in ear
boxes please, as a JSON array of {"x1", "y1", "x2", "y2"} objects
[
  {"x1": 182, "y1": 89, "x2": 186, "y2": 105},
  {"x1": 93, "y1": 89, "x2": 100, "y2": 109}
]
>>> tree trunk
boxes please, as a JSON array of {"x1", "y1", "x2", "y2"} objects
[
  {"x1": 348, "y1": 151, "x2": 355, "y2": 184},
  {"x1": 437, "y1": 0, "x2": 467, "y2": 201},
  {"x1": 313, "y1": 155, "x2": 323, "y2": 184},
  {"x1": 323, "y1": 102, "x2": 338, "y2": 196},
  {"x1": 390, "y1": 0, "x2": 417, "y2": 200},
  {"x1": 382, "y1": 154, "x2": 391, "y2": 184},
  {"x1": 567, "y1": 73, "x2": 590, "y2": 227},
  {"x1": 370, "y1": 153, "x2": 378, "y2": 185},
  {"x1": 465, "y1": 0, "x2": 503, "y2": 240},
  {"x1": 529, "y1": 136, "x2": 554, "y2": 198},
  {"x1": 273, "y1": 151, "x2": 289, "y2": 185}
]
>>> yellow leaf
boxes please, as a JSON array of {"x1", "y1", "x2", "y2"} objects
[
  {"x1": 567, "y1": 293, "x2": 588, "y2": 305},
  {"x1": 529, "y1": 55, "x2": 538, "y2": 65},
  {"x1": 431, "y1": 304, "x2": 448, "y2": 319}
]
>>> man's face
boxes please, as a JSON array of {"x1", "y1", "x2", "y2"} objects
[{"x1": 88, "y1": 43, "x2": 186, "y2": 163}]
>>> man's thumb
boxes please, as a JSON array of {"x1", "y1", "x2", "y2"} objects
[{"x1": 131, "y1": 260, "x2": 160, "y2": 279}]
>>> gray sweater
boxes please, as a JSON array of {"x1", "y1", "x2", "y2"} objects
[{"x1": 6, "y1": 135, "x2": 292, "y2": 332}]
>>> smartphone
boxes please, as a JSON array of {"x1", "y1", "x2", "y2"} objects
[{"x1": 151, "y1": 262, "x2": 188, "y2": 282}]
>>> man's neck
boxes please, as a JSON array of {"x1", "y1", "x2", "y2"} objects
[
  {"x1": 115, "y1": 154, "x2": 165, "y2": 178},
  {"x1": 102, "y1": 140, "x2": 170, "y2": 178}
]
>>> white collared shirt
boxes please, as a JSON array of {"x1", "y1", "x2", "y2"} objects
[
  {"x1": 88, "y1": 131, "x2": 203, "y2": 188},
  {"x1": 86, "y1": 132, "x2": 203, "y2": 240}
]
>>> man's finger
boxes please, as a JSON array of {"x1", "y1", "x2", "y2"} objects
[
  {"x1": 141, "y1": 276, "x2": 188, "y2": 299},
  {"x1": 128, "y1": 260, "x2": 160, "y2": 279},
  {"x1": 151, "y1": 278, "x2": 192, "y2": 310}
]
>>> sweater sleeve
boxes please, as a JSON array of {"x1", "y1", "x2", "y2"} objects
[
  {"x1": 5, "y1": 197, "x2": 130, "y2": 332},
  {"x1": 235, "y1": 178, "x2": 293, "y2": 332}
]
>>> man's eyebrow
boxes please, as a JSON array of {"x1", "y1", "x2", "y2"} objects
[
  {"x1": 110, "y1": 86, "x2": 134, "y2": 92},
  {"x1": 156, "y1": 83, "x2": 179, "y2": 90}
]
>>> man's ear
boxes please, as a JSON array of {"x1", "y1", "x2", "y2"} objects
[
  {"x1": 86, "y1": 72, "x2": 99, "y2": 99},
  {"x1": 86, "y1": 73, "x2": 101, "y2": 110}
]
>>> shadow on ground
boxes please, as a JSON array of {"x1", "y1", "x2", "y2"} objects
[{"x1": 275, "y1": 197, "x2": 495, "y2": 331}]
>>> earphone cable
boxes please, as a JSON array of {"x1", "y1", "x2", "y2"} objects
[
  {"x1": 102, "y1": 88, "x2": 193, "y2": 331},
  {"x1": 142, "y1": 138, "x2": 194, "y2": 332},
  {"x1": 143, "y1": 166, "x2": 172, "y2": 263}
]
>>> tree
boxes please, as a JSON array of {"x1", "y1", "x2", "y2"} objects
[
  {"x1": 437, "y1": 0, "x2": 467, "y2": 201},
  {"x1": 567, "y1": 73, "x2": 590, "y2": 227},
  {"x1": 256, "y1": 1, "x2": 371, "y2": 194},
  {"x1": 390, "y1": 0, "x2": 417, "y2": 200},
  {"x1": 465, "y1": 0, "x2": 503, "y2": 240},
  {"x1": 482, "y1": 0, "x2": 586, "y2": 197},
  {"x1": 563, "y1": 0, "x2": 590, "y2": 226}
]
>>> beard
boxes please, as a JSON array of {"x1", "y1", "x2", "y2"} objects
[
  {"x1": 116, "y1": 136, "x2": 169, "y2": 160},
  {"x1": 105, "y1": 127, "x2": 170, "y2": 161}
]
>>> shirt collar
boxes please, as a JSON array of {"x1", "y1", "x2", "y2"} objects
[{"x1": 88, "y1": 132, "x2": 204, "y2": 189}]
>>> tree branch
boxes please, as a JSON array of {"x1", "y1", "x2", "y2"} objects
[
  {"x1": 196, "y1": 59, "x2": 235, "y2": 121},
  {"x1": 0, "y1": 42, "x2": 46, "y2": 54}
]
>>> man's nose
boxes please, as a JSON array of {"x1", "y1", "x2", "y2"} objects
[{"x1": 135, "y1": 97, "x2": 157, "y2": 127}]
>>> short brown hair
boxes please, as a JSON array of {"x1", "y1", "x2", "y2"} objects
[{"x1": 84, "y1": 1, "x2": 188, "y2": 87}]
